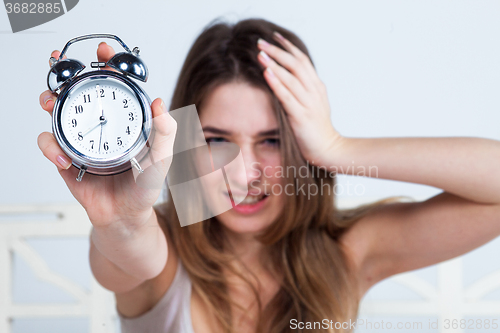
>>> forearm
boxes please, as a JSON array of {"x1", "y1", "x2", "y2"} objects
[
  {"x1": 90, "y1": 208, "x2": 168, "y2": 283},
  {"x1": 90, "y1": 240, "x2": 146, "y2": 293},
  {"x1": 330, "y1": 136, "x2": 500, "y2": 204}
]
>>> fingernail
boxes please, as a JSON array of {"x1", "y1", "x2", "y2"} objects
[
  {"x1": 273, "y1": 31, "x2": 285, "y2": 41},
  {"x1": 259, "y1": 50, "x2": 271, "y2": 63},
  {"x1": 265, "y1": 67, "x2": 275, "y2": 77},
  {"x1": 43, "y1": 95, "x2": 55, "y2": 106},
  {"x1": 56, "y1": 155, "x2": 71, "y2": 169},
  {"x1": 257, "y1": 38, "x2": 270, "y2": 48},
  {"x1": 160, "y1": 99, "x2": 167, "y2": 112}
]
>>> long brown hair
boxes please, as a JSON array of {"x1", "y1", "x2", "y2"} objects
[{"x1": 155, "y1": 17, "x2": 406, "y2": 333}]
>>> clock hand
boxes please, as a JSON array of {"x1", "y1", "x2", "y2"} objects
[
  {"x1": 98, "y1": 122, "x2": 103, "y2": 153},
  {"x1": 96, "y1": 84, "x2": 104, "y2": 118},
  {"x1": 95, "y1": 83, "x2": 106, "y2": 154},
  {"x1": 82, "y1": 117, "x2": 107, "y2": 137}
]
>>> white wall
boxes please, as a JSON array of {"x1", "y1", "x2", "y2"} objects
[{"x1": 1, "y1": 0, "x2": 499, "y2": 332}]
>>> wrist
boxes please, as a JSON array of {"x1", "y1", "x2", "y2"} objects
[
  {"x1": 318, "y1": 134, "x2": 350, "y2": 171},
  {"x1": 90, "y1": 207, "x2": 156, "y2": 238},
  {"x1": 90, "y1": 208, "x2": 166, "y2": 281}
]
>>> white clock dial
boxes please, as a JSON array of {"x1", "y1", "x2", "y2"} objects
[{"x1": 60, "y1": 78, "x2": 144, "y2": 161}]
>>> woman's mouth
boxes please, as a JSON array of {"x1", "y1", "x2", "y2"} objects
[
  {"x1": 225, "y1": 192, "x2": 269, "y2": 214},
  {"x1": 233, "y1": 193, "x2": 267, "y2": 205}
]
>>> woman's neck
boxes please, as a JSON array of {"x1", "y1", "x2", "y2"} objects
[{"x1": 223, "y1": 227, "x2": 271, "y2": 277}]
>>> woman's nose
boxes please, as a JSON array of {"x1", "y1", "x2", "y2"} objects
[{"x1": 225, "y1": 145, "x2": 261, "y2": 191}]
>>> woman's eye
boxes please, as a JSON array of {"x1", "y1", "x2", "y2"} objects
[
  {"x1": 205, "y1": 137, "x2": 228, "y2": 144},
  {"x1": 262, "y1": 138, "x2": 280, "y2": 147}
]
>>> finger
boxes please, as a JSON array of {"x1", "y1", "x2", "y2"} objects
[
  {"x1": 152, "y1": 99, "x2": 177, "y2": 136},
  {"x1": 258, "y1": 38, "x2": 317, "y2": 92},
  {"x1": 39, "y1": 90, "x2": 58, "y2": 115},
  {"x1": 258, "y1": 50, "x2": 310, "y2": 108},
  {"x1": 262, "y1": 67, "x2": 305, "y2": 122},
  {"x1": 257, "y1": 36, "x2": 320, "y2": 91},
  {"x1": 37, "y1": 132, "x2": 72, "y2": 170},
  {"x1": 38, "y1": 130, "x2": 83, "y2": 189},
  {"x1": 272, "y1": 32, "x2": 310, "y2": 63},
  {"x1": 132, "y1": 98, "x2": 177, "y2": 189},
  {"x1": 49, "y1": 50, "x2": 66, "y2": 67},
  {"x1": 147, "y1": 98, "x2": 177, "y2": 165},
  {"x1": 273, "y1": 32, "x2": 327, "y2": 91},
  {"x1": 44, "y1": 51, "x2": 64, "y2": 116},
  {"x1": 272, "y1": 32, "x2": 321, "y2": 80},
  {"x1": 97, "y1": 42, "x2": 116, "y2": 71},
  {"x1": 57, "y1": 163, "x2": 81, "y2": 188}
]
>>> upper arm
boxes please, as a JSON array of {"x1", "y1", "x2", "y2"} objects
[{"x1": 341, "y1": 192, "x2": 500, "y2": 297}]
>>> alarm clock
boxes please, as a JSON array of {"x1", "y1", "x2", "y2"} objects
[{"x1": 47, "y1": 34, "x2": 153, "y2": 182}]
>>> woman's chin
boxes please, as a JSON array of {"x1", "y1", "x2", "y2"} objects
[
  {"x1": 218, "y1": 213, "x2": 274, "y2": 237},
  {"x1": 215, "y1": 193, "x2": 283, "y2": 237}
]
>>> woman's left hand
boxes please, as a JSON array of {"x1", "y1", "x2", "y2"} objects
[{"x1": 257, "y1": 32, "x2": 343, "y2": 168}]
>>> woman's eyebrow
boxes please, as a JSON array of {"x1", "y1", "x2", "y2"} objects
[
  {"x1": 202, "y1": 126, "x2": 231, "y2": 135},
  {"x1": 257, "y1": 129, "x2": 279, "y2": 137},
  {"x1": 202, "y1": 126, "x2": 279, "y2": 136}
]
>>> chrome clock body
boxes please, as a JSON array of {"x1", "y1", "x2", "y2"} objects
[
  {"x1": 47, "y1": 34, "x2": 153, "y2": 181},
  {"x1": 52, "y1": 71, "x2": 152, "y2": 177}
]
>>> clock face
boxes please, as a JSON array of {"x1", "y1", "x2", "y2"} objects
[{"x1": 60, "y1": 77, "x2": 144, "y2": 161}]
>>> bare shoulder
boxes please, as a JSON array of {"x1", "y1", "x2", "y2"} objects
[{"x1": 115, "y1": 209, "x2": 179, "y2": 318}]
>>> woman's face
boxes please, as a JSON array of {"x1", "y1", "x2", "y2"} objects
[{"x1": 199, "y1": 81, "x2": 285, "y2": 237}]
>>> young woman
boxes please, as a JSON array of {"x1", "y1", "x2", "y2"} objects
[{"x1": 38, "y1": 18, "x2": 500, "y2": 333}]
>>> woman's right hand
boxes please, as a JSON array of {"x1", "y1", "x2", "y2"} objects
[{"x1": 37, "y1": 42, "x2": 177, "y2": 229}]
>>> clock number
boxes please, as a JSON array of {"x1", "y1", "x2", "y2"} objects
[
  {"x1": 104, "y1": 142, "x2": 109, "y2": 151},
  {"x1": 71, "y1": 119, "x2": 77, "y2": 127},
  {"x1": 100, "y1": 89, "x2": 105, "y2": 98},
  {"x1": 123, "y1": 99, "x2": 128, "y2": 108},
  {"x1": 112, "y1": 91, "x2": 116, "y2": 100},
  {"x1": 128, "y1": 112, "x2": 134, "y2": 121},
  {"x1": 78, "y1": 132, "x2": 83, "y2": 141},
  {"x1": 83, "y1": 94, "x2": 91, "y2": 103},
  {"x1": 75, "y1": 105, "x2": 83, "y2": 114},
  {"x1": 90, "y1": 140, "x2": 94, "y2": 149},
  {"x1": 117, "y1": 137, "x2": 122, "y2": 146},
  {"x1": 126, "y1": 126, "x2": 131, "y2": 135}
]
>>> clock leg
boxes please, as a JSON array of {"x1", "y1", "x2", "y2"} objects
[
  {"x1": 76, "y1": 165, "x2": 88, "y2": 182},
  {"x1": 130, "y1": 158, "x2": 144, "y2": 173}
]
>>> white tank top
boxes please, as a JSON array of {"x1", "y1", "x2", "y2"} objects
[{"x1": 118, "y1": 259, "x2": 195, "y2": 333}]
